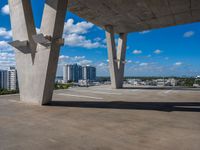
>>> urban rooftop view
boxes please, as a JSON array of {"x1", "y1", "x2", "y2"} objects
[{"x1": 0, "y1": 0, "x2": 200, "y2": 150}]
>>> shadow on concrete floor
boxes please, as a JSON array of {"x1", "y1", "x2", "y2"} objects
[
  {"x1": 122, "y1": 87, "x2": 200, "y2": 91},
  {"x1": 48, "y1": 101, "x2": 200, "y2": 112}
]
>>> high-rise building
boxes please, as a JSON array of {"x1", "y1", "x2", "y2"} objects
[
  {"x1": 8, "y1": 67, "x2": 18, "y2": 90},
  {"x1": 63, "y1": 64, "x2": 96, "y2": 83},
  {"x1": 0, "y1": 67, "x2": 18, "y2": 90},
  {"x1": 63, "y1": 64, "x2": 83, "y2": 83},
  {"x1": 82, "y1": 66, "x2": 96, "y2": 81},
  {"x1": 0, "y1": 70, "x2": 8, "y2": 89}
]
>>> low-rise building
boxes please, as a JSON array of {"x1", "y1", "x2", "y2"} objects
[{"x1": 193, "y1": 76, "x2": 200, "y2": 87}]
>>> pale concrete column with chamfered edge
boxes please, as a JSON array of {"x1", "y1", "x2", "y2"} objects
[
  {"x1": 105, "y1": 25, "x2": 127, "y2": 89},
  {"x1": 117, "y1": 33, "x2": 127, "y2": 88},
  {"x1": 8, "y1": 0, "x2": 68, "y2": 105}
]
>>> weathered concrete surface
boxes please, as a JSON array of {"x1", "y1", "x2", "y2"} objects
[
  {"x1": 9, "y1": 0, "x2": 67, "y2": 105},
  {"x1": 68, "y1": 0, "x2": 200, "y2": 89},
  {"x1": 117, "y1": 33, "x2": 127, "y2": 86},
  {"x1": 68, "y1": 0, "x2": 200, "y2": 33},
  {"x1": 8, "y1": 0, "x2": 200, "y2": 103},
  {"x1": 0, "y1": 86, "x2": 200, "y2": 150},
  {"x1": 105, "y1": 26, "x2": 127, "y2": 88}
]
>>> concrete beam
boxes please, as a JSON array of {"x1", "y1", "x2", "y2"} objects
[
  {"x1": 9, "y1": 0, "x2": 68, "y2": 105},
  {"x1": 105, "y1": 25, "x2": 127, "y2": 89},
  {"x1": 68, "y1": 0, "x2": 200, "y2": 33}
]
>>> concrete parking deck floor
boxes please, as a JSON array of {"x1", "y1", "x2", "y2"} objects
[{"x1": 0, "y1": 85, "x2": 200, "y2": 150}]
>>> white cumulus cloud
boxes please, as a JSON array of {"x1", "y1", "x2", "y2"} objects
[
  {"x1": 64, "y1": 33, "x2": 104, "y2": 49},
  {"x1": 58, "y1": 55, "x2": 92, "y2": 66},
  {"x1": 0, "y1": 52, "x2": 15, "y2": 60},
  {"x1": 139, "y1": 63, "x2": 148, "y2": 66},
  {"x1": 0, "y1": 40, "x2": 15, "y2": 70},
  {"x1": 96, "y1": 62, "x2": 109, "y2": 76},
  {"x1": 0, "y1": 51, "x2": 15, "y2": 70},
  {"x1": 1, "y1": 4, "x2": 9, "y2": 15},
  {"x1": 174, "y1": 62, "x2": 183, "y2": 66},
  {"x1": 153, "y1": 49, "x2": 162, "y2": 54},
  {"x1": 63, "y1": 19, "x2": 105, "y2": 49},
  {"x1": 183, "y1": 31, "x2": 195, "y2": 38},
  {"x1": 126, "y1": 60, "x2": 132, "y2": 63},
  {"x1": 0, "y1": 27, "x2": 12, "y2": 39},
  {"x1": 0, "y1": 41, "x2": 13, "y2": 52},
  {"x1": 133, "y1": 50, "x2": 142, "y2": 54},
  {"x1": 33, "y1": 19, "x2": 106, "y2": 49},
  {"x1": 64, "y1": 19, "x2": 93, "y2": 34}
]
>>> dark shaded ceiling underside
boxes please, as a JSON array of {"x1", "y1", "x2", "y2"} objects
[{"x1": 68, "y1": 0, "x2": 200, "y2": 33}]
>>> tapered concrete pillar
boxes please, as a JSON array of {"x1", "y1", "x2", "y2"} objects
[
  {"x1": 9, "y1": 0, "x2": 68, "y2": 105},
  {"x1": 117, "y1": 33, "x2": 127, "y2": 88},
  {"x1": 105, "y1": 25, "x2": 127, "y2": 89}
]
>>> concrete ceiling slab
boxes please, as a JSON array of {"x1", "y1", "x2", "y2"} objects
[{"x1": 68, "y1": 0, "x2": 200, "y2": 33}]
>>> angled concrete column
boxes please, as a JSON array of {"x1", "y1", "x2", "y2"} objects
[
  {"x1": 9, "y1": 0, "x2": 68, "y2": 105},
  {"x1": 105, "y1": 25, "x2": 119, "y2": 89},
  {"x1": 117, "y1": 33, "x2": 127, "y2": 88},
  {"x1": 105, "y1": 25, "x2": 127, "y2": 89}
]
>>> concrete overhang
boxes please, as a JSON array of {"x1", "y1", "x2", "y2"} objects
[{"x1": 68, "y1": 0, "x2": 200, "y2": 33}]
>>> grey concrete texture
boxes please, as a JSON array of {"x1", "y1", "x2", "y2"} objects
[
  {"x1": 105, "y1": 26, "x2": 127, "y2": 89},
  {"x1": 8, "y1": 0, "x2": 200, "y2": 105},
  {"x1": 0, "y1": 86, "x2": 200, "y2": 150},
  {"x1": 68, "y1": 0, "x2": 200, "y2": 33},
  {"x1": 8, "y1": 0, "x2": 68, "y2": 105}
]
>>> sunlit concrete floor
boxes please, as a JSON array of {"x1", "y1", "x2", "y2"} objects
[{"x1": 0, "y1": 85, "x2": 200, "y2": 150}]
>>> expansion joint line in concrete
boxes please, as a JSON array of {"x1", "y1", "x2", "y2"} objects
[
  {"x1": 8, "y1": 0, "x2": 68, "y2": 105},
  {"x1": 105, "y1": 25, "x2": 127, "y2": 89}
]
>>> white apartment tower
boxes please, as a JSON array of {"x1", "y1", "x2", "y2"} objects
[
  {"x1": 8, "y1": 67, "x2": 18, "y2": 90},
  {"x1": 0, "y1": 67, "x2": 18, "y2": 90},
  {"x1": 63, "y1": 64, "x2": 96, "y2": 83},
  {"x1": 82, "y1": 66, "x2": 96, "y2": 81},
  {"x1": 63, "y1": 64, "x2": 83, "y2": 83}
]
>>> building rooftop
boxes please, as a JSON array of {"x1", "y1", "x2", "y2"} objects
[{"x1": 0, "y1": 85, "x2": 200, "y2": 150}]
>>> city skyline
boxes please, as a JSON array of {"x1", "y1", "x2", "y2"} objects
[{"x1": 1, "y1": 0, "x2": 200, "y2": 77}]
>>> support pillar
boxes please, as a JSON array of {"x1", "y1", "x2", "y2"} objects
[
  {"x1": 117, "y1": 33, "x2": 127, "y2": 88},
  {"x1": 9, "y1": 0, "x2": 68, "y2": 105},
  {"x1": 105, "y1": 25, "x2": 127, "y2": 89}
]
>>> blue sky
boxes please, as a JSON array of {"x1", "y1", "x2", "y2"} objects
[{"x1": 0, "y1": 0, "x2": 200, "y2": 77}]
